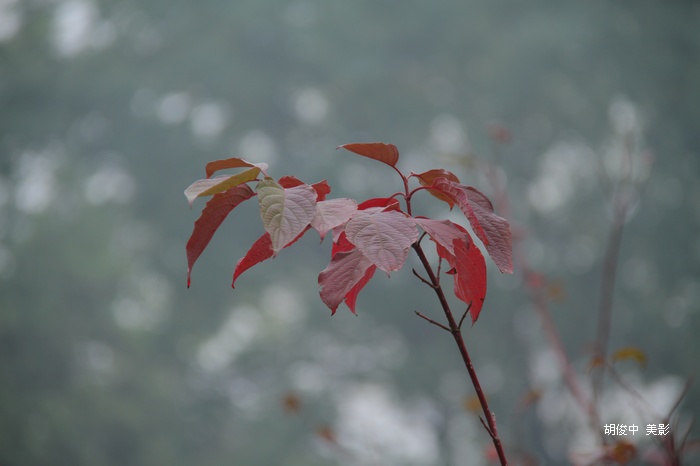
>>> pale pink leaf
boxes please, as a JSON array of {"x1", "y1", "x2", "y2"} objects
[
  {"x1": 311, "y1": 198, "x2": 358, "y2": 240},
  {"x1": 461, "y1": 186, "x2": 512, "y2": 274},
  {"x1": 257, "y1": 179, "x2": 317, "y2": 254},
  {"x1": 318, "y1": 248, "x2": 375, "y2": 314},
  {"x1": 430, "y1": 179, "x2": 513, "y2": 274},
  {"x1": 344, "y1": 265, "x2": 377, "y2": 314},
  {"x1": 344, "y1": 210, "x2": 419, "y2": 273},
  {"x1": 413, "y1": 218, "x2": 470, "y2": 256}
]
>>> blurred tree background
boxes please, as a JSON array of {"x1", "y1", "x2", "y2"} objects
[{"x1": 1, "y1": 0, "x2": 698, "y2": 464}]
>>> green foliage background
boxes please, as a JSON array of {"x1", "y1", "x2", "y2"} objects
[{"x1": 1, "y1": 1, "x2": 698, "y2": 464}]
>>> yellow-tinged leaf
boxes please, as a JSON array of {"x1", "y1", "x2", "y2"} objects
[
  {"x1": 612, "y1": 347, "x2": 647, "y2": 368},
  {"x1": 185, "y1": 167, "x2": 261, "y2": 205}
]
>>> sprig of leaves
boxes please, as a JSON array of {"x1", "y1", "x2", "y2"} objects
[{"x1": 185, "y1": 143, "x2": 512, "y2": 321}]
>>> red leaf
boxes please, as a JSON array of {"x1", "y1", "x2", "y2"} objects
[
  {"x1": 318, "y1": 248, "x2": 375, "y2": 314},
  {"x1": 343, "y1": 265, "x2": 377, "y2": 314},
  {"x1": 412, "y1": 169, "x2": 460, "y2": 208},
  {"x1": 279, "y1": 176, "x2": 331, "y2": 201},
  {"x1": 412, "y1": 168, "x2": 460, "y2": 185},
  {"x1": 338, "y1": 142, "x2": 400, "y2": 168},
  {"x1": 186, "y1": 184, "x2": 255, "y2": 287},
  {"x1": 278, "y1": 175, "x2": 304, "y2": 188},
  {"x1": 232, "y1": 226, "x2": 315, "y2": 287},
  {"x1": 414, "y1": 218, "x2": 470, "y2": 256},
  {"x1": 357, "y1": 197, "x2": 401, "y2": 212},
  {"x1": 311, "y1": 180, "x2": 332, "y2": 201},
  {"x1": 432, "y1": 235, "x2": 487, "y2": 324},
  {"x1": 205, "y1": 157, "x2": 268, "y2": 178},
  {"x1": 430, "y1": 179, "x2": 513, "y2": 274},
  {"x1": 332, "y1": 231, "x2": 355, "y2": 256},
  {"x1": 232, "y1": 232, "x2": 274, "y2": 288},
  {"x1": 452, "y1": 238, "x2": 487, "y2": 324}
]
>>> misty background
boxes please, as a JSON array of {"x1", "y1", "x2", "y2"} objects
[{"x1": 1, "y1": 0, "x2": 698, "y2": 464}]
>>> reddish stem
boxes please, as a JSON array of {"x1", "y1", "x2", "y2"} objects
[{"x1": 412, "y1": 242, "x2": 509, "y2": 466}]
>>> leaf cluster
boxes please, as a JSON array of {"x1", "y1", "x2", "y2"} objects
[{"x1": 185, "y1": 143, "x2": 512, "y2": 322}]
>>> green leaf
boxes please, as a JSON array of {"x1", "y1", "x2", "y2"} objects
[{"x1": 257, "y1": 178, "x2": 317, "y2": 254}]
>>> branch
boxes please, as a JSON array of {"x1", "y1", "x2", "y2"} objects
[
  {"x1": 458, "y1": 302, "x2": 472, "y2": 330},
  {"x1": 414, "y1": 311, "x2": 450, "y2": 332},
  {"x1": 412, "y1": 268, "x2": 436, "y2": 289},
  {"x1": 592, "y1": 209, "x2": 626, "y2": 399},
  {"x1": 480, "y1": 416, "x2": 495, "y2": 438},
  {"x1": 525, "y1": 268, "x2": 600, "y2": 432},
  {"x1": 412, "y1": 242, "x2": 509, "y2": 465}
]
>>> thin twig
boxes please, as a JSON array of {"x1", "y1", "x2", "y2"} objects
[
  {"x1": 414, "y1": 311, "x2": 451, "y2": 332},
  {"x1": 667, "y1": 376, "x2": 694, "y2": 420},
  {"x1": 412, "y1": 268, "x2": 436, "y2": 288},
  {"x1": 606, "y1": 362, "x2": 661, "y2": 420},
  {"x1": 524, "y1": 268, "x2": 601, "y2": 437},
  {"x1": 592, "y1": 215, "x2": 625, "y2": 398},
  {"x1": 480, "y1": 416, "x2": 495, "y2": 438},
  {"x1": 678, "y1": 417, "x2": 695, "y2": 455},
  {"x1": 458, "y1": 302, "x2": 472, "y2": 330}
]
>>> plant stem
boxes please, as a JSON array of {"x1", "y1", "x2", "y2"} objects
[
  {"x1": 412, "y1": 242, "x2": 508, "y2": 466},
  {"x1": 592, "y1": 214, "x2": 625, "y2": 399},
  {"x1": 527, "y1": 269, "x2": 602, "y2": 436}
]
